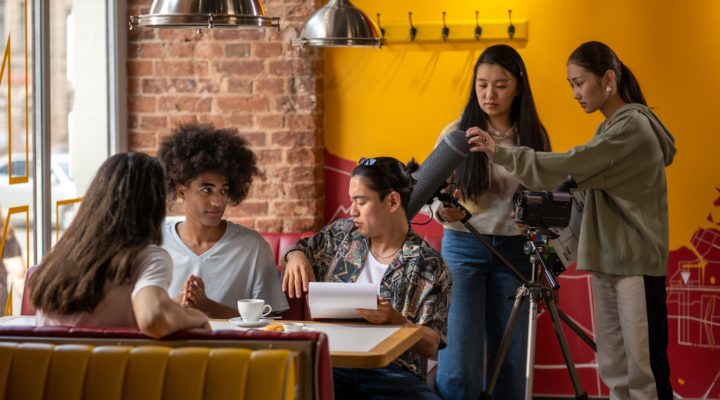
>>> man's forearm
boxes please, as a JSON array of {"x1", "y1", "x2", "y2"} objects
[
  {"x1": 410, "y1": 326, "x2": 441, "y2": 357},
  {"x1": 203, "y1": 299, "x2": 239, "y2": 319}
]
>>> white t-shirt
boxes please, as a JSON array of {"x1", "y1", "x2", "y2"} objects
[
  {"x1": 163, "y1": 219, "x2": 289, "y2": 313},
  {"x1": 37, "y1": 245, "x2": 172, "y2": 327},
  {"x1": 355, "y1": 252, "x2": 390, "y2": 292}
]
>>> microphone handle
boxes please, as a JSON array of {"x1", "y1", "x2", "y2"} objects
[{"x1": 436, "y1": 192, "x2": 472, "y2": 224}]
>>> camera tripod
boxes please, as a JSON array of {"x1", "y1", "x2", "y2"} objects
[{"x1": 436, "y1": 193, "x2": 596, "y2": 400}]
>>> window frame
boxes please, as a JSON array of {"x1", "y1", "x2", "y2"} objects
[{"x1": 32, "y1": 0, "x2": 123, "y2": 257}]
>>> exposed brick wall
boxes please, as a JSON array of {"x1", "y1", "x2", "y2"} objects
[{"x1": 127, "y1": 0, "x2": 324, "y2": 233}]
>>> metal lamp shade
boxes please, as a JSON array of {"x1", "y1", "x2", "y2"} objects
[
  {"x1": 292, "y1": 0, "x2": 384, "y2": 48},
  {"x1": 129, "y1": 0, "x2": 279, "y2": 30}
]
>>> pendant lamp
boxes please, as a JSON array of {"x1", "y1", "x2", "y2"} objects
[
  {"x1": 129, "y1": 0, "x2": 279, "y2": 30},
  {"x1": 292, "y1": 0, "x2": 384, "y2": 48}
]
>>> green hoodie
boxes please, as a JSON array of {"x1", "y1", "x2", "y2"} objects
[{"x1": 492, "y1": 103, "x2": 676, "y2": 276}]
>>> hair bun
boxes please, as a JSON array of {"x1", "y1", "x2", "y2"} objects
[{"x1": 405, "y1": 158, "x2": 419, "y2": 176}]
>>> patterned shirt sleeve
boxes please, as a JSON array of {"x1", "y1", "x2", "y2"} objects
[
  {"x1": 293, "y1": 220, "x2": 346, "y2": 281},
  {"x1": 384, "y1": 232, "x2": 452, "y2": 377},
  {"x1": 413, "y1": 251, "x2": 452, "y2": 349}
]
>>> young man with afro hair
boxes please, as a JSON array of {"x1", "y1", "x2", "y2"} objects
[{"x1": 158, "y1": 123, "x2": 288, "y2": 318}]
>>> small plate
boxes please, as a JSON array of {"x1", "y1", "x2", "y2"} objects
[
  {"x1": 228, "y1": 317, "x2": 272, "y2": 328},
  {"x1": 282, "y1": 322, "x2": 305, "y2": 332}
]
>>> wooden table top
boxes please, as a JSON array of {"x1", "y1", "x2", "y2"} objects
[{"x1": 315, "y1": 322, "x2": 423, "y2": 368}]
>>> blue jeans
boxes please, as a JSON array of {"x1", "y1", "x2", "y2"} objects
[
  {"x1": 334, "y1": 365, "x2": 440, "y2": 400},
  {"x1": 436, "y1": 230, "x2": 531, "y2": 400}
]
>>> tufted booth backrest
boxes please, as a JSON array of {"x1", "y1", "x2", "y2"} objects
[
  {"x1": 260, "y1": 231, "x2": 442, "y2": 267},
  {"x1": 0, "y1": 326, "x2": 332, "y2": 400},
  {"x1": 261, "y1": 232, "x2": 316, "y2": 267},
  {"x1": 23, "y1": 230, "x2": 443, "y2": 320},
  {"x1": 0, "y1": 342, "x2": 295, "y2": 400},
  {"x1": 19, "y1": 232, "x2": 442, "y2": 318},
  {"x1": 261, "y1": 232, "x2": 315, "y2": 321}
]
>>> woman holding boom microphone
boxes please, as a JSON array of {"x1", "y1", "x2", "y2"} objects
[
  {"x1": 468, "y1": 41, "x2": 675, "y2": 399},
  {"x1": 435, "y1": 44, "x2": 551, "y2": 400}
]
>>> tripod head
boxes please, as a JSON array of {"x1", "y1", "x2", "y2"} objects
[
  {"x1": 525, "y1": 226, "x2": 559, "y2": 239},
  {"x1": 523, "y1": 237, "x2": 560, "y2": 290},
  {"x1": 433, "y1": 189, "x2": 563, "y2": 292}
]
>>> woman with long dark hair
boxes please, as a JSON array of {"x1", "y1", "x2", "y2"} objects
[
  {"x1": 435, "y1": 44, "x2": 551, "y2": 400},
  {"x1": 29, "y1": 152, "x2": 209, "y2": 338},
  {"x1": 469, "y1": 41, "x2": 675, "y2": 399}
]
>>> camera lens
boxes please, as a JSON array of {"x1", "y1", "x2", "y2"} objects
[{"x1": 513, "y1": 191, "x2": 527, "y2": 206}]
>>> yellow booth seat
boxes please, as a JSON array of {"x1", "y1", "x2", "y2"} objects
[{"x1": 0, "y1": 342, "x2": 296, "y2": 400}]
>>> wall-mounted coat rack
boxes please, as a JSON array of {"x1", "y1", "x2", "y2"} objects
[{"x1": 376, "y1": 10, "x2": 527, "y2": 44}]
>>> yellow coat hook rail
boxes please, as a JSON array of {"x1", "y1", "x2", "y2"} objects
[{"x1": 377, "y1": 19, "x2": 528, "y2": 44}]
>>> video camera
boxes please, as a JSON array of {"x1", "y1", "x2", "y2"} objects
[{"x1": 512, "y1": 176, "x2": 576, "y2": 229}]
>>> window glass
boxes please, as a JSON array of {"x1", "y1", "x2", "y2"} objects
[
  {"x1": 50, "y1": 0, "x2": 110, "y2": 244},
  {"x1": 0, "y1": 0, "x2": 115, "y2": 315},
  {"x1": 0, "y1": 0, "x2": 32, "y2": 315}
]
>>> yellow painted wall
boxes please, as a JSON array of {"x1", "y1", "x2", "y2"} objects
[{"x1": 324, "y1": 0, "x2": 720, "y2": 248}]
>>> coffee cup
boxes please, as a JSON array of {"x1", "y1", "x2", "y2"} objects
[{"x1": 237, "y1": 299, "x2": 272, "y2": 322}]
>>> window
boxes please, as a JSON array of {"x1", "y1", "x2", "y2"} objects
[{"x1": 0, "y1": 0, "x2": 122, "y2": 315}]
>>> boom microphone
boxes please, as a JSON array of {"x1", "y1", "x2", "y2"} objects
[{"x1": 406, "y1": 130, "x2": 470, "y2": 220}]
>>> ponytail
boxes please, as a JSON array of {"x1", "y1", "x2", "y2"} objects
[
  {"x1": 569, "y1": 41, "x2": 648, "y2": 106},
  {"x1": 618, "y1": 63, "x2": 647, "y2": 106}
]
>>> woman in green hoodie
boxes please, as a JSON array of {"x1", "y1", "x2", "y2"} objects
[{"x1": 468, "y1": 41, "x2": 675, "y2": 400}]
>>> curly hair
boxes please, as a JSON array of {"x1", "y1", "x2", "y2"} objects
[{"x1": 158, "y1": 123, "x2": 259, "y2": 205}]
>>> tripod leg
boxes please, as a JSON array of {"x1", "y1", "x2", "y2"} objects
[
  {"x1": 543, "y1": 291, "x2": 589, "y2": 399},
  {"x1": 524, "y1": 286, "x2": 542, "y2": 400},
  {"x1": 483, "y1": 286, "x2": 527, "y2": 399},
  {"x1": 557, "y1": 308, "x2": 597, "y2": 352}
]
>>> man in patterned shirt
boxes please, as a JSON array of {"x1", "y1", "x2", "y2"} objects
[{"x1": 283, "y1": 157, "x2": 451, "y2": 399}]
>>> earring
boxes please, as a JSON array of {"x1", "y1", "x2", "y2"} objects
[{"x1": 606, "y1": 86, "x2": 611, "y2": 93}]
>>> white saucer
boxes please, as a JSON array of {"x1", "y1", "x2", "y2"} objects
[{"x1": 228, "y1": 317, "x2": 272, "y2": 328}]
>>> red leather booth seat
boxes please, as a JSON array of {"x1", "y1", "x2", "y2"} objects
[
  {"x1": 23, "y1": 231, "x2": 443, "y2": 320},
  {"x1": 261, "y1": 231, "x2": 443, "y2": 266},
  {"x1": 0, "y1": 325, "x2": 332, "y2": 400},
  {"x1": 23, "y1": 231, "x2": 443, "y2": 319},
  {"x1": 16, "y1": 231, "x2": 443, "y2": 398},
  {"x1": 262, "y1": 232, "x2": 315, "y2": 321},
  {"x1": 262, "y1": 231, "x2": 442, "y2": 321},
  {"x1": 261, "y1": 232, "x2": 316, "y2": 267}
]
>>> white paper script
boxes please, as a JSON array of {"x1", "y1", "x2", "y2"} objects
[{"x1": 308, "y1": 282, "x2": 377, "y2": 319}]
